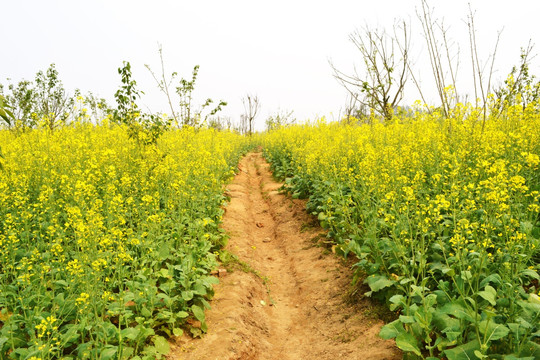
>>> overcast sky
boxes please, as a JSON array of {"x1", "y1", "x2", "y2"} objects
[{"x1": 1, "y1": 1, "x2": 539, "y2": 129}]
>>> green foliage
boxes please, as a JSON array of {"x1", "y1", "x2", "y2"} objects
[
  {"x1": 33, "y1": 64, "x2": 74, "y2": 130},
  {"x1": 0, "y1": 95, "x2": 15, "y2": 129},
  {"x1": 145, "y1": 46, "x2": 227, "y2": 128},
  {"x1": 1, "y1": 64, "x2": 74, "y2": 130},
  {"x1": 112, "y1": 61, "x2": 141, "y2": 121},
  {"x1": 175, "y1": 65, "x2": 227, "y2": 127},
  {"x1": 111, "y1": 61, "x2": 171, "y2": 145},
  {"x1": 265, "y1": 109, "x2": 295, "y2": 131},
  {"x1": 494, "y1": 45, "x2": 540, "y2": 115},
  {"x1": 73, "y1": 89, "x2": 111, "y2": 121},
  {"x1": 0, "y1": 64, "x2": 110, "y2": 131},
  {"x1": 1, "y1": 79, "x2": 38, "y2": 129}
]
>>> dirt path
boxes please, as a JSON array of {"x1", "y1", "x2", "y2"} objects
[{"x1": 169, "y1": 152, "x2": 400, "y2": 360}]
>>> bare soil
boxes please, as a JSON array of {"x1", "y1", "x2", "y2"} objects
[{"x1": 168, "y1": 152, "x2": 401, "y2": 360}]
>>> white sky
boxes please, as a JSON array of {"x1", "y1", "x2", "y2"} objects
[{"x1": 1, "y1": 0, "x2": 539, "y2": 129}]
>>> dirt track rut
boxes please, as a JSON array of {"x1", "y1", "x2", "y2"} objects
[{"x1": 169, "y1": 152, "x2": 400, "y2": 360}]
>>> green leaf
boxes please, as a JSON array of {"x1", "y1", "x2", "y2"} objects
[
  {"x1": 521, "y1": 221, "x2": 534, "y2": 233},
  {"x1": 395, "y1": 332, "x2": 421, "y2": 356},
  {"x1": 444, "y1": 331, "x2": 462, "y2": 343},
  {"x1": 158, "y1": 243, "x2": 170, "y2": 260},
  {"x1": 55, "y1": 280, "x2": 69, "y2": 288},
  {"x1": 141, "y1": 307, "x2": 152, "y2": 318},
  {"x1": 440, "y1": 302, "x2": 474, "y2": 322},
  {"x1": 442, "y1": 266, "x2": 455, "y2": 277},
  {"x1": 399, "y1": 315, "x2": 415, "y2": 324},
  {"x1": 159, "y1": 268, "x2": 169, "y2": 278},
  {"x1": 120, "y1": 347, "x2": 134, "y2": 360},
  {"x1": 520, "y1": 269, "x2": 540, "y2": 280},
  {"x1": 519, "y1": 340, "x2": 540, "y2": 358},
  {"x1": 62, "y1": 325, "x2": 81, "y2": 345},
  {"x1": 204, "y1": 276, "x2": 220, "y2": 285},
  {"x1": 410, "y1": 284, "x2": 430, "y2": 296},
  {"x1": 121, "y1": 327, "x2": 140, "y2": 340},
  {"x1": 518, "y1": 298, "x2": 540, "y2": 319},
  {"x1": 100, "y1": 347, "x2": 118, "y2": 360},
  {"x1": 477, "y1": 285, "x2": 497, "y2": 306},
  {"x1": 177, "y1": 311, "x2": 189, "y2": 318},
  {"x1": 461, "y1": 270, "x2": 472, "y2": 281},
  {"x1": 154, "y1": 336, "x2": 170, "y2": 355},
  {"x1": 191, "y1": 305, "x2": 205, "y2": 322},
  {"x1": 473, "y1": 350, "x2": 487, "y2": 359},
  {"x1": 389, "y1": 294, "x2": 405, "y2": 311},
  {"x1": 424, "y1": 293, "x2": 438, "y2": 308},
  {"x1": 480, "y1": 274, "x2": 502, "y2": 288},
  {"x1": 365, "y1": 275, "x2": 395, "y2": 293},
  {"x1": 190, "y1": 327, "x2": 202, "y2": 338},
  {"x1": 182, "y1": 291, "x2": 194, "y2": 301},
  {"x1": 478, "y1": 320, "x2": 509, "y2": 341},
  {"x1": 443, "y1": 339, "x2": 480, "y2": 360},
  {"x1": 173, "y1": 328, "x2": 183, "y2": 336},
  {"x1": 433, "y1": 311, "x2": 460, "y2": 333},
  {"x1": 54, "y1": 293, "x2": 65, "y2": 307},
  {"x1": 193, "y1": 283, "x2": 207, "y2": 295},
  {"x1": 200, "y1": 298, "x2": 212, "y2": 310},
  {"x1": 379, "y1": 319, "x2": 405, "y2": 340},
  {"x1": 139, "y1": 326, "x2": 155, "y2": 340},
  {"x1": 4, "y1": 108, "x2": 14, "y2": 119}
]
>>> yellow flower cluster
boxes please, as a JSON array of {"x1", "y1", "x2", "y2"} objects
[{"x1": 35, "y1": 316, "x2": 58, "y2": 338}]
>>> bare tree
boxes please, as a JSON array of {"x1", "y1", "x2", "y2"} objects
[
  {"x1": 417, "y1": 0, "x2": 502, "y2": 124},
  {"x1": 241, "y1": 94, "x2": 260, "y2": 135},
  {"x1": 342, "y1": 92, "x2": 359, "y2": 124},
  {"x1": 331, "y1": 22, "x2": 410, "y2": 122},
  {"x1": 221, "y1": 116, "x2": 235, "y2": 131},
  {"x1": 340, "y1": 92, "x2": 372, "y2": 125},
  {"x1": 417, "y1": 0, "x2": 461, "y2": 117},
  {"x1": 466, "y1": 4, "x2": 501, "y2": 127},
  {"x1": 145, "y1": 44, "x2": 180, "y2": 126},
  {"x1": 238, "y1": 114, "x2": 248, "y2": 134},
  {"x1": 207, "y1": 115, "x2": 235, "y2": 131}
]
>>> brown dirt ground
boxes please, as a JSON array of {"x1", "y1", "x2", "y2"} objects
[{"x1": 168, "y1": 152, "x2": 401, "y2": 360}]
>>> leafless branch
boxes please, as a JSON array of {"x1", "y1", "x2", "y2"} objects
[
  {"x1": 145, "y1": 44, "x2": 179, "y2": 126},
  {"x1": 241, "y1": 94, "x2": 260, "y2": 135},
  {"x1": 331, "y1": 22, "x2": 410, "y2": 122}
]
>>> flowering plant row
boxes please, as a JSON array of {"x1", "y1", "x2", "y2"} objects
[
  {"x1": 262, "y1": 104, "x2": 540, "y2": 359},
  {"x1": 0, "y1": 124, "x2": 250, "y2": 359}
]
